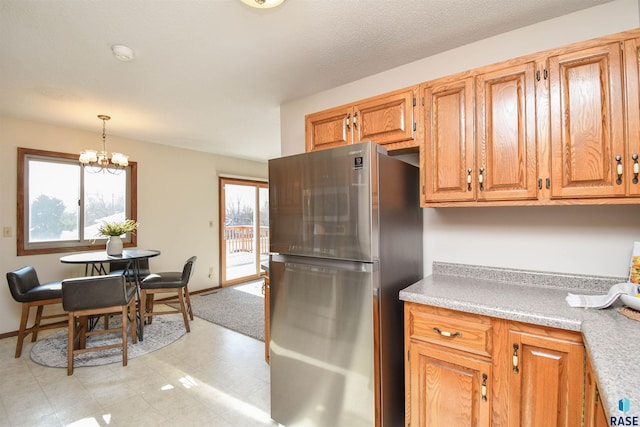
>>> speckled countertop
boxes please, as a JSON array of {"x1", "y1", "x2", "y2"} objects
[{"x1": 399, "y1": 262, "x2": 637, "y2": 421}]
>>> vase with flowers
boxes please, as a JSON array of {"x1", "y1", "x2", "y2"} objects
[{"x1": 97, "y1": 219, "x2": 139, "y2": 255}]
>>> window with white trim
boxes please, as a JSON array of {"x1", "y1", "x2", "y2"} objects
[{"x1": 18, "y1": 148, "x2": 137, "y2": 255}]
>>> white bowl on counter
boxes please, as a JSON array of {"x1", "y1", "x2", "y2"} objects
[{"x1": 620, "y1": 293, "x2": 640, "y2": 311}]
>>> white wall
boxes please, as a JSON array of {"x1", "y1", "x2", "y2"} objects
[
  {"x1": 281, "y1": 0, "x2": 640, "y2": 279},
  {"x1": 0, "y1": 116, "x2": 267, "y2": 334}
]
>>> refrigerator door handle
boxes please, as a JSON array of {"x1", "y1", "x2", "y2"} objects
[{"x1": 271, "y1": 253, "x2": 377, "y2": 273}]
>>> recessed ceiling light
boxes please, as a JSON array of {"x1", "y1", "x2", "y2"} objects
[
  {"x1": 240, "y1": 0, "x2": 285, "y2": 9},
  {"x1": 112, "y1": 45, "x2": 135, "y2": 62}
]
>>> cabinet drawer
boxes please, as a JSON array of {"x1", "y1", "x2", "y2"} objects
[{"x1": 405, "y1": 303, "x2": 493, "y2": 357}]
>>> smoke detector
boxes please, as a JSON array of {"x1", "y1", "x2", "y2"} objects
[{"x1": 112, "y1": 45, "x2": 135, "y2": 62}]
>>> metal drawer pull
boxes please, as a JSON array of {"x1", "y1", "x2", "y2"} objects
[
  {"x1": 513, "y1": 343, "x2": 519, "y2": 373},
  {"x1": 481, "y1": 373, "x2": 488, "y2": 402},
  {"x1": 616, "y1": 155, "x2": 623, "y2": 185},
  {"x1": 479, "y1": 167, "x2": 485, "y2": 191},
  {"x1": 345, "y1": 113, "x2": 351, "y2": 131},
  {"x1": 632, "y1": 153, "x2": 639, "y2": 184},
  {"x1": 433, "y1": 327, "x2": 462, "y2": 338}
]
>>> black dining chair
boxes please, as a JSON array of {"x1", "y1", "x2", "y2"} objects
[
  {"x1": 62, "y1": 274, "x2": 137, "y2": 375},
  {"x1": 139, "y1": 256, "x2": 196, "y2": 333},
  {"x1": 6, "y1": 266, "x2": 67, "y2": 358}
]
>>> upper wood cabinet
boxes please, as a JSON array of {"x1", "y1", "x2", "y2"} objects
[
  {"x1": 476, "y1": 62, "x2": 538, "y2": 202},
  {"x1": 548, "y1": 42, "x2": 626, "y2": 199},
  {"x1": 420, "y1": 27, "x2": 640, "y2": 207},
  {"x1": 421, "y1": 76, "x2": 475, "y2": 203},
  {"x1": 625, "y1": 36, "x2": 640, "y2": 197},
  {"x1": 304, "y1": 28, "x2": 640, "y2": 207},
  {"x1": 305, "y1": 86, "x2": 418, "y2": 152},
  {"x1": 421, "y1": 61, "x2": 538, "y2": 205}
]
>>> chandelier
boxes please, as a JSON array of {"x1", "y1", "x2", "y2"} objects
[
  {"x1": 79, "y1": 115, "x2": 129, "y2": 174},
  {"x1": 240, "y1": 0, "x2": 285, "y2": 8}
]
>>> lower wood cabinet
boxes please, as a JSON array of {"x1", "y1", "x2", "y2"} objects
[
  {"x1": 407, "y1": 341, "x2": 491, "y2": 427},
  {"x1": 405, "y1": 302, "x2": 585, "y2": 427},
  {"x1": 585, "y1": 353, "x2": 609, "y2": 427},
  {"x1": 507, "y1": 322, "x2": 584, "y2": 427}
]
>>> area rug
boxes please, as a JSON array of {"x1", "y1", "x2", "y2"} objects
[
  {"x1": 30, "y1": 314, "x2": 186, "y2": 368},
  {"x1": 179, "y1": 282, "x2": 265, "y2": 341}
]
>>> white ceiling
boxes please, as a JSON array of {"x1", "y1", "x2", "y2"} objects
[{"x1": 0, "y1": 0, "x2": 615, "y2": 162}]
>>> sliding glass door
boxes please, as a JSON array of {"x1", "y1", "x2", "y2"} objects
[{"x1": 219, "y1": 177, "x2": 269, "y2": 286}]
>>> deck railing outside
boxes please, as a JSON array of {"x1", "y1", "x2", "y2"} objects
[{"x1": 225, "y1": 225, "x2": 269, "y2": 255}]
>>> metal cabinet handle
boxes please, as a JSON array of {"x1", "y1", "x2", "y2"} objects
[
  {"x1": 353, "y1": 112, "x2": 358, "y2": 129},
  {"x1": 467, "y1": 168, "x2": 473, "y2": 191},
  {"x1": 433, "y1": 327, "x2": 462, "y2": 338},
  {"x1": 345, "y1": 113, "x2": 351, "y2": 131},
  {"x1": 481, "y1": 373, "x2": 488, "y2": 402},
  {"x1": 616, "y1": 155, "x2": 623, "y2": 185},
  {"x1": 513, "y1": 343, "x2": 519, "y2": 373},
  {"x1": 633, "y1": 153, "x2": 639, "y2": 184},
  {"x1": 479, "y1": 167, "x2": 485, "y2": 191}
]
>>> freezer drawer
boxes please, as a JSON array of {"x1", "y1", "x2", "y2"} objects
[{"x1": 269, "y1": 255, "x2": 377, "y2": 427}]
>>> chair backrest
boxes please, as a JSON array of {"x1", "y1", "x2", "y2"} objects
[
  {"x1": 6, "y1": 266, "x2": 40, "y2": 302},
  {"x1": 182, "y1": 256, "x2": 197, "y2": 285},
  {"x1": 62, "y1": 275, "x2": 129, "y2": 311}
]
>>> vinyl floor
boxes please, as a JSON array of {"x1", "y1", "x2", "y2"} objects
[{"x1": 0, "y1": 307, "x2": 277, "y2": 426}]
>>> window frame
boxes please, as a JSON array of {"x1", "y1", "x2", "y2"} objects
[{"x1": 17, "y1": 147, "x2": 137, "y2": 256}]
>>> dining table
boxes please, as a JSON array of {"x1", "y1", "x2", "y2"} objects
[{"x1": 60, "y1": 248, "x2": 161, "y2": 341}]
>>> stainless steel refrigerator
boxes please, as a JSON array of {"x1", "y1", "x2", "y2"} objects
[{"x1": 268, "y1": 141, "x2": 423, "y2": 427}]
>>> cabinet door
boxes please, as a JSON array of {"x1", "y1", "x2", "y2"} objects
[
  {"x1": 476, "y1": 62, "x2": 538, "y2": 201},
  {"x1": 422, "y1": 77, "x2": 475, "y2": 203},
  {"x1": 508, "y1": 329, "x2": 584, "y2": 427},
  {"x1": 585, "y1": 356, "x2": 609, "y2": 427},
  {"x1": 625, "y1": 37, "x2": 640, "y2": 196},
  {"x1": 305, "y1": 105, "x2": 353, "y2": 152},
  {"x1": 408, "y1": 341, "x2": 491, "y2": 427},
  {"x1": 354, "y1": 87, "x2": 417, "y2": 147},
  {"x1": 549, "y1": 42, "x2": 625, "y2": 198}
]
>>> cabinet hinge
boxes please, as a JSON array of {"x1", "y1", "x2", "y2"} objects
[{"x1": 413, "y1": 97, "x2": 416, "y2": 107}]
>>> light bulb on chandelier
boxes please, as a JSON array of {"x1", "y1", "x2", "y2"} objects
[{"x1": 79, "y1": 115, "x2": 129, "y2": 174}]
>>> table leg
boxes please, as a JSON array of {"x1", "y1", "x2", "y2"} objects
[{"x1": 126, "y1": 259, "x2": 144, "y2": 342}]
